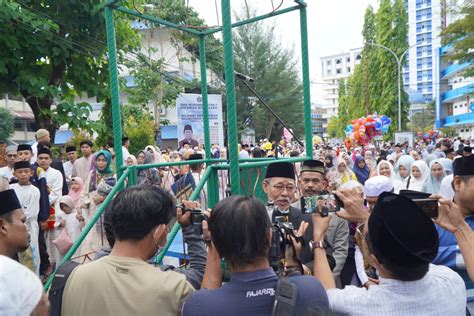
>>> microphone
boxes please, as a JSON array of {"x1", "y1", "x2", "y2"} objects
[{"x1": 234, "y1": 71, "x2": 255, "y2": 82}]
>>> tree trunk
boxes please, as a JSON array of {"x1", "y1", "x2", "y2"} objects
[{"x1": 24, "y1": 95, "x2": 56, "y2": 141}]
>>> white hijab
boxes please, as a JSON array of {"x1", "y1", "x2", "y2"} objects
[
  {"x1": 0, "y1": 255, "x2": 43, "y2": 315},
  {"x1": 407, "y1": 160, "x2": 430, "y2": 192},
  {"x1": 377, "y1": 160, "x2": 403, "y2": 193}
]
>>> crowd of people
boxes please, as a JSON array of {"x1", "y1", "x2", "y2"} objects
[{"x1": 0, "y1": 127, "x2": 474, "y2": 315}]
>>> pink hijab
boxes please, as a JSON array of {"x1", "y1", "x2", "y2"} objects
[{"x1": 68, "y1": 177, "x2": 84, "y2": 209}]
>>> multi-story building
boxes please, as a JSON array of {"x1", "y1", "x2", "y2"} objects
[
  {"x1": 320, "y1": 48, "x2": 362, "y2": 134},
  {"x1": 435, "y1": 44, "x2": 474, "y2": 138},
  {"x1": 311, "y1": 107, "x2": 327, "y2": 136},
  {"x1": 403, "y1": 0, "x2": 446, "y2": 102}
]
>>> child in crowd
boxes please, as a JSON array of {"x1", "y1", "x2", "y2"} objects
[
  {"x1": 68, "y1": 177, "x2": 84, "y2": 210},
  {"x1": 54, "y1": 196, "x2": 81, "y2": 261},
  {"x1": 10, "y1": 161, "x2": 41, "y2": 275}
]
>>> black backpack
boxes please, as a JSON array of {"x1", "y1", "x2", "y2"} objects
[
  {"x1": 272, "y1": 278, "x2": 298, "y2": 316},
  {"x1": 48, "y1": 260, "x2": 80, "y2": 316}
]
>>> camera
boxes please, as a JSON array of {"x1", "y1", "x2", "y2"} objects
[
  {"x1": 269, "y1": 216, "x2": 305, "y2": 275},
  {"x1": 177, "y1": 204, "x2": 209, "y2": 234},
  {"x1": 300, "y1": 194, "x2": 342, "y2": 216},
  {"x1": 399, "y1": 190, "x2": 439, "y2": 218}
]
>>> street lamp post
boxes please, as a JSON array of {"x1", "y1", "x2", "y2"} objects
[{"x1": 366, "y1": 42, "x2": 416, "y2": 131}]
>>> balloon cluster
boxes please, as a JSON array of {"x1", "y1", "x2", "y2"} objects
[
  {"x1": 417, "y1": 130, "x2": 440, "y2": 141},
  {"x1": 344, "y1": 114, "x2": 391, "y2": 146}
]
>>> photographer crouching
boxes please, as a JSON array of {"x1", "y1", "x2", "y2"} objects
[{"x1": 182, "y1": 195, "x2": 329, "y2": 315}]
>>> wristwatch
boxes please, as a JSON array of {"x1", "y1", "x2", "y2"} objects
[{"x1": 309, "y1": 240, "x2": 326, "y2": 253}]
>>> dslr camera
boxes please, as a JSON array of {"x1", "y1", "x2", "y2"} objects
[
  {"x1": 177, "y1": 204, "x2": 208, "y2": 234},
  {"x1": 269, "y1": 216, "x2": 305, "y2": 275}
]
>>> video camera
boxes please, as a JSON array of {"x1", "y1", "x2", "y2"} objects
[
  {"x1": 177, "y1": 204, "x2": 208, "y2": 234},
  {"x1": 269, "y1": 216, "x2": 306, "y2": 275}
]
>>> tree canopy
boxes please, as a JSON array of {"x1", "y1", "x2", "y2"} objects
[
  {"x1": 233, "y1": 7, "x2": 304, "y2": 141},
  {"x1": 0, "y1": 1, "x2": 140, "y2": 136}
]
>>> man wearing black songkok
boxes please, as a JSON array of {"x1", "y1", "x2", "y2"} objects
[
  {"x1": 310, "y1": 191, "x2": 466, "y2": 315},
  {"x1": 0, "y1": 189, "x2": 30, "y2": 258},
  {"x1": 263, "y1": 161, "x2": 335, "y2": 271}
]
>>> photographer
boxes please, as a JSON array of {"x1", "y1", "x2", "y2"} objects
[
  {"x1": 182, "y1": 195, "x2": 329, "y2": 315},
  {"x1": 311, "y1": 189, "x2": 466, "y2": 315},
  {"x1": 292, "y1": 160, "x2": 348, "y2": 285},
  {"x1": 61, "y1": 186, "x2": 195, "y2": 315},
  {"x1": 263, "y1": 161, "x2": 335, "y2": 272}
]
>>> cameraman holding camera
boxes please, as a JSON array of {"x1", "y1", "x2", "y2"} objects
[{"x1": 182, "y1": 195, "x2": 329, "y2": 315}]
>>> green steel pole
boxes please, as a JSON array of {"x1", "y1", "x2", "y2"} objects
[
  {"x1": 212, "y1": 157, "x2": 307, "y2": 170},
  {"x1": 155, "y1": 165, "x2": 213, "y2": 264},
  {"x1": 105, "y1": 6, "x2": 124, "y2": 181},
  {"x1": 44, "y1": 168, "x2": 131, "y2": 291},
  {"x1": 298, "y1": 1, "x2": 313, "y2": 159},
  {"x1": 221, "y1": 0, "x2": 240, "y2": 195},
  {"x1": 199, "y1": 35, "x2": 212, "y2": 161}
]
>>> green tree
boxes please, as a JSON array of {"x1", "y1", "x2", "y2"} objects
[
  {"x1": 0, "y1": 108, "x2": 14, "y2": 143},
  {"x1": 233, "y1": 7, "x2": 304, "y2": 141},
  {"x1": 408, "y1": 101, "x2": 435, "y2": 133},
  {"x1": 122, "y1": 106, "x2": 156, "y2": 155},
  {"x1": 0, "y1": 1, "x2": 140, "y2": 136},
  {"x1": 441, "y1": 0, "x2": 474, "y2": 77},
  {"x1": 338, "y1": 0, "x2": 409, "y2": 138}
]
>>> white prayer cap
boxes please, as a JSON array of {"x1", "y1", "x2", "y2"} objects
[
  {"x1": 364, "y1": 175, "x2": 394, "y2": 197},
  {"x1": 341, "y1": 180, "x2": 363, "y2": 190},
  {"x1": 0, "y1": 255, "x2": 43, "y2": 315}
]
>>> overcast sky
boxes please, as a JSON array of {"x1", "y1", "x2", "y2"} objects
[{"x1": 189, "y1": 0, "x2": 380, "y2": 103}]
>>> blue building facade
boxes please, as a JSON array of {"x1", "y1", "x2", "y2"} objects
[{"x1": 435, "y1": 44, "x2": 474, "y2": 138}]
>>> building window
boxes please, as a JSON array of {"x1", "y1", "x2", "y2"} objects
[
  {"x1": 335, "y1": 58, "x2": 342, "y2": 64},
  {"x1": 347, "y1": 67, "x2": 351, "y2": 73},
  {"x1": 14, "y1": 121, "x2": 23, "y2": 131},
  {"x1": 346, "y1": 57, "x2": 351, "y2": 62},
  {"x1": 336, "y1": 69, "x2": 342, "y2": 74},
  {"x1": 327, "y1": 70, "x2": 332, "y2": 75},
  {"x1": 326, "y1": 60, "x2": 331, "y2": 66},
  {"x1": 356, "y1": 54, "x2": 362, "y2": 60}
]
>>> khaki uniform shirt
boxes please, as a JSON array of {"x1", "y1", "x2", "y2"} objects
[{"x1": 62, "y1": 255, "x2": 194, "y2": 316}]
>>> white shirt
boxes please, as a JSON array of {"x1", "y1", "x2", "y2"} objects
[
  {"x1": 63, "y1": 161, "x2": 74, "y2": 180},
  {"x1": 238, "y1": 150, "x2": 249, "y2": 159},
  {"x1": 122, "y1": 146, "x2": 130, "y2": 165},
  {"x1": 44, "y1": 167, "x2": 64, "y2": 212},
  {"x1": 10, "y1": 183, "x2": 40, "y2": 275},
  {"x1": 328, "y1": 264, "x2": 466, "y2": 316},
  {"x1": 31, "y1": 142, "x2": 38, "y2": 164},
  {"x1": 192, "y1": 172, "x2": 207, "y2": 210},
  {"x1": 0, "y1": 166, "x2": 13, "y2": 181},
  {"x1": 57, "y1": 211, "x2": 81, "y2": 243}
]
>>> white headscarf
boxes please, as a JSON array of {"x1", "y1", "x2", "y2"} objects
[
  {"x1": 0, "y1": 255, "x2": 43, "y2": 315},
  {"x1": 407, "y1": 160, "x2": 430, "y2": 192},
  {"x1": 422, "y1": 159, "x2": 447, "y2": 194},
  {"x1": 376, "y1": 160, "x2": 403, "y2": 193}
]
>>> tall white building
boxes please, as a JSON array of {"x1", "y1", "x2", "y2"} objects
[
  {"x1": 404, "y1": 0, "x2": 446, "y2": 102},
  {"x1": 320, "y1": 48, "x2": 363, "y2": 135}
]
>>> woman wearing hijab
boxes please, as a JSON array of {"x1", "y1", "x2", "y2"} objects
[
  {"x1": 407, "y1": 160, "x2": 430, "y2": 192},
  {"x1": 145, "y1": 145, "x2": 175, "y2": 191},
  {"x1": 136, "y1": 150, "x2": 161, "y2": 187},
  {"x1": 394, "y1": 155, "x2": 415, "y2": 189},
  {"x1": 329, "y1": 159, "x2": 357, "y2": 189},
  {"x1": 425, "y1": 153, "x2": 438, "y2": 166},
  {"x1": 438, "y1": 158, "x2": 453, "y2": 176},
  {"x1": 126, "y1": 155, "x2": 137, "y2": 166},
  {"x1": 376, "y1": 160, "x2": 404, "y2": 193},
  {"x1": 353, "y1": 155, "x2": 370, "y2": 185},
  {"x1": 422, "y1": 159, "x2": 447, "y2": 194},
  {"x1": 80, "y1": 150, "x2": 115, "y2": 261}
]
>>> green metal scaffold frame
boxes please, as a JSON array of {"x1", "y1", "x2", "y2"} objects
[{"x1": 44, "y1": 0, "x2": 313, "y2": 291}]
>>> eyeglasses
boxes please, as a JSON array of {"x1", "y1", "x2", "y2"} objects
[{"x1": 271, "y1": 184, "x2": 296, "y2": 192}]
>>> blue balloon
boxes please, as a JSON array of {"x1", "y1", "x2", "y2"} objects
[
  {"x1": 375, "y1": 121, "x2": 382, "y2": 130},
  {"x1": 386, "y1": 118, "x2": 392, "y2": 126},
  {"x1": 381, "y1": 126, "x2": 389, "y2": 133}
]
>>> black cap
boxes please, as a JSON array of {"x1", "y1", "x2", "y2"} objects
[
  {"x1": 444, "y1": 147, "x2": 454, "y2": 155},
  {"x1": 265, "y1": 161, "x2": 295, "y2": 180},
  {"x1": 13, "y1": 161, "x2": 31, "y2": 170},
  {"x1": 188, "y1": 153, "x2": 203, "y2": 161},
  {"x1": 184, "y1": 124, "x2": 193, "y2": 132},
  {"x1": 464, "y1": 146, "x2": 472, "y2": 153},
  {"x1": 300, "y1": 159, "x2": 325, "y2": 174},
  {"x1": 65, "y1": 145, "x2": 77, "y2": 153},
  {"x1": 37, "y1": 147, "x2": 51, "y2": 157},
  {"x1": 17, "y1": 144, "x2": 32, "y2": 152},
  {"x1": 453, "y1": 155, "x2": 474, "y2": 176},
  {"x1": 368, "y1": 192, "x2": 438, "y2": 267},
  {"x1": 0, "y1": 190, "x2": 22, "y2": 216}
]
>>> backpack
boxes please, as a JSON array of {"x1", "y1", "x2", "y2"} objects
[
  {"x1": 271, "y1": 277, "x2": 298, "y2": 316},
  {"x1": 48, "y1": 260, "x2": 80, "y2": 316}
]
